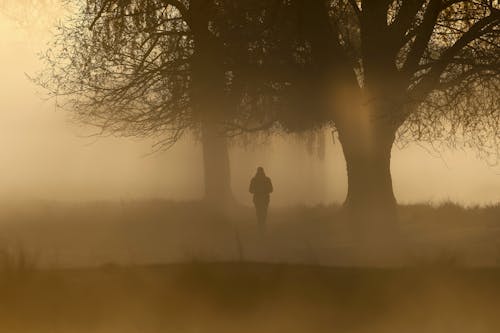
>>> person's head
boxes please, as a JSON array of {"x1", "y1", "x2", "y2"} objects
[{"x1": 256, "y1": 167, "x2": 265, "y2": 177}]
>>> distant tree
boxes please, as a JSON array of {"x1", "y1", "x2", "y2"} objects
[
  {"x1": 37, "y1": 0, "x2": 280, "y2": 204},
  {"x1": 290, "y1": 0, "x2": 499, "y2": 221}
]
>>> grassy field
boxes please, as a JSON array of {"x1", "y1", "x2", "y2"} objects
[
  {"x1": 0, "y1": 201, "x2": 499, "y2": 332},
  {"x1": 0, "y1": 200, "x2": 499, "y2": 267},
  {"x1": 2, "y1": 262, "x2": 500, "y2": 333}
]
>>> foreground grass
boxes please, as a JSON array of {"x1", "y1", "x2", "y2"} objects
[
  {"x1": 0, "y1": 202, "x2": 498, "y2": 332},
  {"x1": 1, "y1": 262, "x2": 500, "y2": 333}
]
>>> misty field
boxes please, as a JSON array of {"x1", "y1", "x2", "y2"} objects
[
  {"x1": 1, "y1": 201, "x2": 500, "y2": 333},
  {"x1": 0, "y1": 200, "x2": 499, "y2": 267}
]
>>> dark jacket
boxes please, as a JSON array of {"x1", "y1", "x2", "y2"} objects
[{"x1": 249, "y1": 175, "x2": 273, "y2": 197}]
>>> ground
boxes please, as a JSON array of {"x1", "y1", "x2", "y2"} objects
[
  {"x1": 0, "y1": 200, "x2": 499, "y2": 266},
  {"x1": 0, "y1": 201, "x2": 499, "y2": 332},
  {"x1": 2, "y1": 263, "x2": 500, "y2": 333}
]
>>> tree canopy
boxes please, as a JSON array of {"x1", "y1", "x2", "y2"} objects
[
  {"x1": 38, "y1": 0, "x2": 313, "y2": 147},
  {"x1": 315, "y1": 0, "x2": 499, "y2": 160}
]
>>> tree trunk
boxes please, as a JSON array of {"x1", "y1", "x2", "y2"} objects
[
  {"x1": 201, "y1": 120, "x2": 233, "y2": 205},
  {"x1": 189, "y1": 8, "x2": 233, "y2": 207},
  {"x1": 337, "y1": 122, "x2": 402, "y2": 263},
  {"x1": 338, "y1": 123, "x2": 398, "y2": 225}
]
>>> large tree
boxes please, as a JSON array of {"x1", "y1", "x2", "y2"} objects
[
  {"x1": 290, "y1": 0, "x2": 499, "y2": 222},
  {"x1": 38, "y1": 0, "x2": 276, "y2": 204}
]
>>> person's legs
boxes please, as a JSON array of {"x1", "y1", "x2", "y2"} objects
[
  {"x1": 262, "y1": 202, "x2": 269, "y2": 227},
  {"x1": 254, "y1": 195, "x2": 270, "y2": 233},
  {"x1": 255, "y1": 203, "x2": 263, "y2": 232},
  {"x1": 259, "y1": 203, "x2": 269, "y2": 234}
]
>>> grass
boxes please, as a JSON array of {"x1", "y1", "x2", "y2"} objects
[
  {"x1": 0, "y1": 200, "x2": 498, "y2": 267},
  {"x1": 0, "y1": 200, "x2": 499, "y2": 332},
  {"x1": 2, "y1": 262, "x2": 500, "y2": 332}
]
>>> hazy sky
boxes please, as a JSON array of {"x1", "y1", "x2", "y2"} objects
[{"x1": 0, "y1": 10, "x2": 498, "y2": 206}]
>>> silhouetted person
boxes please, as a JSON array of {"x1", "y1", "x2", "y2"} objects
[{"x1": 249, "y1": 167, "x2": 273, "y2": 232}]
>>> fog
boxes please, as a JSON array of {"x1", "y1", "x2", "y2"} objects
[
  {"x1": 1, "y1": 4, "x2": 500, "y2": 333},
  {"x1": 0, "y1": 12, "x2": 498, "y2": 207}
]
